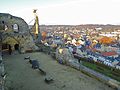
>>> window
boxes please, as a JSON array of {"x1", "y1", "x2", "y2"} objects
[
  {"x1": 0, "y1": 21, "x2": 7, "y2": 30},
  {"x1": 5, "y1": 25, "x2": 8, "y2": 31},
  {"x1": 2, "y1": 21, "x2": 4, "y2": 24},
  {"x1": 13, "y1": 24, "x2": 19, "y2": 33}
]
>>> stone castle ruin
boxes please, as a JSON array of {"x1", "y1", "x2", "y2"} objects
[{"x1": 0, "y1": 13, "x2": 38, "y2": 53}]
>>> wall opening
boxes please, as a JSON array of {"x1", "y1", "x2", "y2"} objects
[
  {"x1": 2, "y1": 44, "x2": 12, "y2": 55},
  {"x1": 13, "y1": 24, "x2": 19, "y2": 33},
  {"x1": 14, "y1": 44, "x2": 19, "y2": 50}
]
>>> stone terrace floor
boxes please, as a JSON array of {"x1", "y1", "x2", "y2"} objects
[{"x1": 3, "y1": 52, "x2": 114, "y2": 90}]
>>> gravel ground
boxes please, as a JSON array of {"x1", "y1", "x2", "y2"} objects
[{"x1": 3, "y1": 52, "x2": 114, "y2": 90}]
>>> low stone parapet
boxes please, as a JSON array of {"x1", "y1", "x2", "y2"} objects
[{"x1": 65, "y1": 59, "x2": 120, "y2": 90}]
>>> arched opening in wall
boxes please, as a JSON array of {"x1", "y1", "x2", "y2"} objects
[
  {"x1": 2, "y1": 36, "x2": 20, "y2": 55},
  {"x1": 2, "y1": 44, "x2": 12, "y2": 55},
  {"x1": 0, "y1": 21, "x2": 5, "y2": 30},
  {"x1": 14, "y1": 44, "x2": 19, "y2": 50},
  {"x1": 2, "y1": 21, "x2": 4, "y2": 24},
  {"x1": 2, "y1": 44, "x2": 8, "y2": 51},
  {"x1": 12, "y1": 24, "x2": 19, "y2": 33}
]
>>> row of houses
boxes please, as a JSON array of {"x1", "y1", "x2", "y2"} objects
[
  {"x1": 74, "y1": 45, "x2": 120, "y2": 69},
  {"x1": 44, "y1": 32, "x2": 120, "y2": 70}
]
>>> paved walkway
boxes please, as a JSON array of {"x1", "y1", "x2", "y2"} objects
[{"x1": 4, "y1": 52, "x2": 114, "y2": 90}]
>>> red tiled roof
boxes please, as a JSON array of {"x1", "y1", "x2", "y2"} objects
[{"x1": 101, "y1": 51, "x2": 118, "y2": 56}]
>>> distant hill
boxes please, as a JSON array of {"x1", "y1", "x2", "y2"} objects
[
  {"x1": 29, "y1": 24, "x2": 120, "y2": 32},
  {"x1": 77, "y1": 24, "x2": 120, "y2": 31}
]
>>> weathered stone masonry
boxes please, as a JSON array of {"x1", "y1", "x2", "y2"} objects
[{"x1": 0, "y1": 13, "x2": 38, "y2": 53}]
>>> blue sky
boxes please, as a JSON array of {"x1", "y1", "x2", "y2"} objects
[{"x1": 1, "y1": 0, "x2": 120, "y2": 25}]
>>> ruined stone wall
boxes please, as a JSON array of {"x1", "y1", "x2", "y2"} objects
[{"x1": 0, "y1": 13, "x2": 38, "y2": 53}]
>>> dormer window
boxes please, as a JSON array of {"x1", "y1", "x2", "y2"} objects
[{"x1": 13, "y1": 24, "x2": 19, "y2": 33}]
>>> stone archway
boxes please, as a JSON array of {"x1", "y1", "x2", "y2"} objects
[
  {"x1": 2, "y1": 36, "x2": 20, "y2": 54},
  {"x1": 2, "y1": 44, "x2": 12, "y2": 55}
]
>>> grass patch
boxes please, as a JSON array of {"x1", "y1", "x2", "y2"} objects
[{"x1": 82, "y1": 61, "x2": 120, "y2": 82}]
